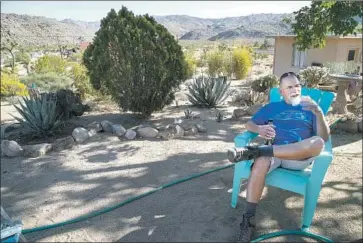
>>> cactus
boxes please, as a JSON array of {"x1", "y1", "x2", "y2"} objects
[
  {"x1": 298, "y1": 66, "x2": 330, "y2": 87},
  {"x1": 12, "y1": 95, "x2": 64, "y2": 138},
  {"x1": 184, "y1": 109, "x2": 193, "y2": 119},
  {"x1": 251, "y1": 74, "x2": 279, "y2": 93},
  {"x1": 215, "y1": 110, "x2": 223, "y2": 122},
  {"x1": 186, "y1": 76, "x2": 231, "y2": 108}
]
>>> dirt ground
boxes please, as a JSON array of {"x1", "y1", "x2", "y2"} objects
[{"x1": 1, "y1": 56, "x2": 362, "y2": 242}]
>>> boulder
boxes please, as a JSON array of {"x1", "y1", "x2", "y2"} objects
[
  {"x1": 337, "y1": 119, "x2": 358, "y2": 133},
  {"x1": 113, "y1": 124, "x2": 126, "y2": 136},
  {"x1": 1, "y1": 140, "x2": 23, "y2": 157},
  {"x1": 137, "y1": 126, "x2": 159, "y2": 138},
  {"x1": 125, "y1": 129, "x2": 137, "y2": 140},
  {"x1": 100, "y1": 120, "x2": 114, "y2": 133},
  {"x1": 52, "y1": 136, "x2": 75, "y2": 151},
  {"x1": 23, "y1": 143, "x2": 52, "y2": 158},
  {"x1": 72, "y1": 127, "x2": 90, "y2": 143},
  {"x1": 196, "y1": 123, "x2": 207, "y2": 133},
  {"x1": 184, "y1": 126, "x2": 198, "y2": 136},
  {"x1": 86, "y1": 121, "x2": 103, "y2": 132},
  {"x1": 246, "y1": 104, "x2": 263, "y2": 116},
  {"x1": 232, "y1": 108, "x2": 248, "y2": 118}
]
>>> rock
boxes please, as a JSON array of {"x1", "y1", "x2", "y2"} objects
[
  {"x1": 52, "y1": 136, "x2": 75, "y2": 151},
  {"x1": 72, "y1": 127, "x2": 90, "y2": 143},
  {"x1": 1, "y1": 123, "x2": 21, "y2": 139},
  {"x1": 184, "y1": 126, "x2": 198, "y2": 136},
  {"x1": 88, "y1": 129, "x2": 98, "y2": 137},
  {"x1": 1, "y1": 140, "x2": 23, "y2": 157},
  {"x1": 112, "y1": 124, "x2": 126, "y2": 136},
  {"x1": 86, "y1": 121, "x2": 103, "y2": 132},
  {"x1": 196, "y1": 123, "x2": 207, "y2": 133},
  {"x1": 125, "y1": 129, "x2": 137, "y2": 140},
  {"x1": 232, "y1": 108, "x2": 248, "y2": 118},
  {"x1": 159, "y1": 130, "x2": 172, "y2": 140},
  {"x1": 246, "y1": 104, "x2": 263, "y2": 116},
  {"x1": 337, "y1": 120, "x2": 358, "y2": 133},
  {"x1": 100, "y1": 120, "x2": 114, "y2": 133},
  {"x1": 137, "y1": 126, "x2": 159, "y2": 138},
  {"x1": 23, "y1": 143, "x2": 52, "y2": 158},
  {"x1": 179, "y1": 120, "x2": 197, "y2": 130}
]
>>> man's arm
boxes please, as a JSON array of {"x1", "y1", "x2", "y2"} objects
[
  {"x1": 314, "y1": 111, "x2": 330, "y2": 142},
  {"x1": 246, "y1": 120, "x2": 276, "y2": 139}
]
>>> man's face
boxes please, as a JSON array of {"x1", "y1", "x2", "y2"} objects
[{"x1": 279, "y1": 76, "x2": 302, "y2": 105}]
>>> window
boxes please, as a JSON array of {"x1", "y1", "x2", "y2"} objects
[
  {"x1": 347, "y1": 49, "x2": 356, "y2": 61},
  {"x1": 292, "y1": 44, "x2": 307, "y2": 67}
]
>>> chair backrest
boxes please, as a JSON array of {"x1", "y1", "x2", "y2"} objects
[{"x1": 269, "y1": 87, "x2": 335, "y2": 115}]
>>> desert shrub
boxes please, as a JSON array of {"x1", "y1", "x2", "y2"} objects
[
  {"x1": 21, "y1": 72, "x2": 73, "y2": 92},
  {"x1": 324, "y1": 61, "x2": 360, "y2": 75},
  {"x1": 298, "y1": 66, "x2": 330, "y2": 87},
  {"x1": 15, "y1": 51, "x2": 31, "y2": 65},
  {"x1": 185, "y1": 53, "x2": 197, "y2": 79},
  {"x1": 186, "y1": 76, "x2": 230, "y2": 108},
  {"x1": 232, "y1": 89, "x2": 267, "y2": 106},
  {"x1": 232, "y1": 47, "x2": 252, "y2": 79},
  {"x1": 34, "y1": 55, "x2": 67, "y2": 74},
  {"x1": 0, "y1": 72, "x2": 28, "y2": 97},
  {"x1": 222, "y1": 51, "x2": 233, "y2": 78},
  {"x1": 68, "y1": 62, "x2": 94, "y2": 99},
  {"x1": 83, "y1": 7, "x2": 187, "y2": 117},
  {"x1": 251, "y1": 74, "x2": 279, "y2": 93},
  {"x1": 12, "y1": 95, "x2": 64, "y2": 138},
  {"x1": 207, "y1": 51, "x2": 224, "y2": 77}
]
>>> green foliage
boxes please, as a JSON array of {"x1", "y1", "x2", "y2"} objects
[
  {"x1": 68, "y1": 62, "x2": 94, "y2": 99},
  {"x1": 184, "y1": 109, "x2": 193, "y2": 119},
  {"x1": 324, "y1": 61, "x2": 360, "y2": 75},
  {"x1": 251, "y1": 74, "x2": 279, "y2": 93},
  {"x1": 298, "y1": 66, "x2": 330, "y2": 87},
  {"x1": 15, "y1": 50, "x2": 30, "y2": 64},
  {"x1": 232, "y1": 47, "x2": 253, "y2": 79},
  {"x1": 284, "y1": 1, "x2": 363, "y2": 50},
  {"x1": 12, "y1": 95, "x2": 63, "y2": 138},
  {"x1": 186, "y1": 76, "x2": 230, "y2": 108},
  {"x1": 185, "y1": 53, "x2": 197, "y2": 79},
  {"x1": 253, "y1": 41, "x2": 260, "y2": 47},
  {"x1": 206, "y1": 51, "x2": 224, "y2": 77},
  {"x1": 215, "y1": 110, "x2": 223, "y2": 122},
  {"x1": 83, "y1": 7, "x2": 188, "y2": 117},
  {"x1": 259, "y1": 39, "x2": 271, "y2": 50},
  {"x1": 0, "y1": 72, "x2": 28, "y2": 97},
  {"x1": 34, "y1": 55, "x2": 67, "y2": 74},
  {"x1": 20, "y1": 72, "x2": 73, "y2": 92}
]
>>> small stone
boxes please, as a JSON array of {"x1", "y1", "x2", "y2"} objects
[
  {"x1": 72, "y1": 127, "x2": 90, "y2": 143},
  {"x1": 137, "y1": 126, "x2": 159, "y2": 138},
  {"x1": 52, "y1": 136, "x2": 75, "y2": 151},
  {"x1": 125, "y1": 129, "x2": 137, "y2": 140},
  {"x1": 88, "y1": 129, "x2": 98, "y2": 137},
  {"x1": 1, "y1": 140, "x2": 23, "y2": 157},
  {"x1": 23, "y1": 143, "x2": 52, "y2": 158},
  {"x1": 112, "y1": 124, "x2": 126, "y2": 136},
  {"x1": 196, "y1": 123, "x2": 207, "y2": 133},
  {"x1": 173, "y1": 125, "x2": 184, "y2": 138},
  {"x1": 232, "y1": 108, "x2": 247, "y2": 118},
  {"x1": 184, "y1": 126, "x2": 198, "y2": 136},
  {"x1": 100, "y1": 120, "x2": 114, "y2": 133},
  {"x1": 86, "y1": 121, "x2": 103, "y2": 132}
]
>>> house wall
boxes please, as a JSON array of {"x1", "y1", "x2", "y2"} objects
[{"x1": 273, "y1": 37, "x2": 362, "y2": 78}]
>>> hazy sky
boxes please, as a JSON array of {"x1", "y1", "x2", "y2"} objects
[{"x1": 1, "y1": 1, "x2": 311, "y2": 21}]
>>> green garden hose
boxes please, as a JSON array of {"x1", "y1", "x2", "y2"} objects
[
  {"x1": 22, "y1": 164, "x2": 234, "y2": 234},
  {"x1": 21, "y1": 119, "x2": 343, "y2": 235}
]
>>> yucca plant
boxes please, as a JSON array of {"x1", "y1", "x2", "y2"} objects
[
  {"x1": 184, "y1": 109, "x2": 193, "y2": 119},
  {"x1": 12, "y1": 95, "x2": 64, "y2": 138},
  {"x1": 187, "y1": 76, "x2": 231, "y2": 108}
]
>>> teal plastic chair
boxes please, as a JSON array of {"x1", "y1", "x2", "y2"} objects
[{"x1": 231, "y1": 87, "x2": 335, "y2": 242}]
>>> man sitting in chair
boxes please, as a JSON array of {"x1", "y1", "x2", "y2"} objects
[{"x1": 227, "y1": 72, "x2": 330, "y2": 242}]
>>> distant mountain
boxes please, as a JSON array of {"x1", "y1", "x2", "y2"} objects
[{"x1": 1, "y1": 12, "x2": 293, "y2": 47}]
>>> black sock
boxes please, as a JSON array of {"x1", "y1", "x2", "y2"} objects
[
  {"x1": 257, "y1": 145, "x2": 274, "y2": 157},
  {"x1": 244, "y1": 201, "x2": 257, "y2": 218}
]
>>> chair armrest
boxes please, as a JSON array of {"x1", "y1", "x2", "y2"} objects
[
  {"x1": 234, "y1": 131, "x2": 258, "y2": 147},
  {"x1": 309, "y1": 137, "x2": 333, "y2": 184}
]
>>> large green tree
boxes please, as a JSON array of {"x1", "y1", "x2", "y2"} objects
[
  {"x1": 83, "y1": 7, "x2": 187, "y2": 116},
  {"x1": 285, "y1": 1, "x2": 363, "y2": 50}
]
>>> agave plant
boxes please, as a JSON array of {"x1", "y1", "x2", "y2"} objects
[
  {"x1": 12, "y1": 95, "x2": 64, "y2": 138},
  {"x1": 186, "y1": 76, "x2": 231, "y2": 108}
]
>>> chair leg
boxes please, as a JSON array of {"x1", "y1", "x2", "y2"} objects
[
  {"x1": 301, "y1": 184, "x2": 321, "y2": 228},
  {"x1": 231, "y1": 171, "x2": 243, "y2": 208}
]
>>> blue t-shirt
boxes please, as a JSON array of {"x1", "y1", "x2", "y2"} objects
[{"x1": 252, "y1": 101, "x2": 318, "y2": 145}]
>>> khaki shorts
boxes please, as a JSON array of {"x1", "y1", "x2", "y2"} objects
[{"x1": 252, "y1": 157, "x2": 315, "y2": 174}]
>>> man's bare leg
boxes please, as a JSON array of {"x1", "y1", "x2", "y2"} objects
[
  {"x1": 228, "y1": 136, "x2": 325, "y2": 162},
  {"x1": 273, "y1": 136, "x2": 325, "y2": 160}
]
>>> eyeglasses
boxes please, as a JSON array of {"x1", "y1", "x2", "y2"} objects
[{"x1": 279, "y1": 72, "x2": 300, "y2": 83}]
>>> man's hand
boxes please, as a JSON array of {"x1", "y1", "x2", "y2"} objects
[
  {"x1": 300, "y1": 96, "x2": 323, "y2": 116},
  {"x1": 257, "y1": 124, "x2": 276, "y2": 139}
]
